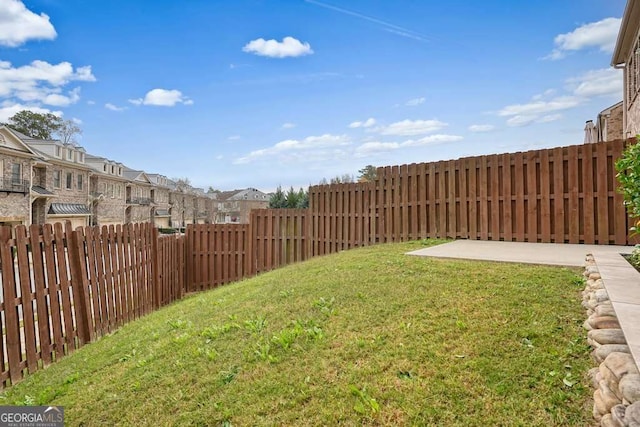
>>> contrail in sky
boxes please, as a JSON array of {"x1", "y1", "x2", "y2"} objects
[{"x1": 304, "y1": 0, "x2": 430, "y2": 43}]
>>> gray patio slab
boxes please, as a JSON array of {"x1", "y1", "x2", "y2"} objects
[
  {"x1": 406, "y1": 240, "x2": 633, "y2": 267},
  {"x1": 407, "y1": 240, "x2": 640, "y2": 370}
]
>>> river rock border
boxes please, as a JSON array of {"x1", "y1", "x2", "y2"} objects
[{"x1": 583, "y1": 254, "x2": 640, "y2": 426}]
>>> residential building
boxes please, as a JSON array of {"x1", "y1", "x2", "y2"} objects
[
  {"x1": 146, "y1": 173, "x2": 172, "y2": 228},
  {"x1": 596, "y1": 101, "x2": 624, "y2": 142},
  {"x1": 85, "y1": 154, "x2": 128, "y2": 226},
  {"x1": 123, "y1": 168, "x2": 156, "y2": 224},
  {"x1": 214, "y1": 188, "x2": 269, "y2": 224},
  {"x1": 0, "y1": 126, "x2": 39, "y2": 226},
  {"x1": 20, "y1": 131, "x2": 92, "y2": 229},
  {"x1": 612, "y1": 0, "x2": 640, "y2": 137}
]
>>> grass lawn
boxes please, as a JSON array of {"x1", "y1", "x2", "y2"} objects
[{"x1": 0, "y1": 240, "x2": 593, "y2": 426}]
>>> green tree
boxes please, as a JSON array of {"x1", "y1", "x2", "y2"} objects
[
  {"x1": 269, "y1": 186, "x2": 287, "y2": 208},
  {"x1": 616, "y1": 138, "x2": 640, "y2": 232},
  {"x1": 285, "y1": 186, "x2": 299, "y2": 208},
  {"x1": 297, "y1": 187, "x2": 309, "y2": 208},
  {"x1": 3, "y1": 110, "x2": 62, "y2": 139},
  {"x1": 358, "y1": 165, "x2": 377, "y2": 182}
]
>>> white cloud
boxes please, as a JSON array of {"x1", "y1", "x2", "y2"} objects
[
  {"x1": 0, "y1": 0, "x2": 57, "y2": 47},
  {"x1": 349, "y1": 118, "x2": 376, "y2": 128},
  {"x1": 129, "y1": 88, "x2": 192, "y2": 107},
  {"x1": 567, "y1": 68, "x2": 622, "y2": 98},
  {"x1": 405, "y1": 97, "x2": 425, "y2": 106},
  {"x1": 498, "y1": 96, "x2": 581, "y2": 117},
  {"x1": 228, "y1": 135, "x2": 241, "y2": 141},
  {"x1": 378, "y1": 119, "x2": 447, "y2": 136},
  {"x1": 401, "y1": 134, "x2": 463, "y2": 147},
  {"x1": 105, "y1": 103, "x2": 127, "y2": 111},
  {"x1": 281, "y1": 122, "x2": 296, "y2": 129},
  {"x1": 506, "y1": 113, "x2": 563, "y2": 127},
  {"x1": 234, "y1": 134, "x2": 351, "y2": 164},
  {"x1": 242, "y1": 36, "x2": 313, "y2": 58},
  {"x1": 355, "y1": 141, "x2": 400, "y2": 156},
  {"x1": 468, "y1": 124, "x2": 495, "y2": 133},
  {"x1": 546, "y1": 17, "x2": 621, "y2": 60},
  {"x1": 354, "y1": 134, "x2": 462, "y2": 157},
  {"x1": 0, "y1": 60, "x2": 94, "y2": 111},
  {"x1": 0, "y1": 102, "x2": 60, "y2": 122}
]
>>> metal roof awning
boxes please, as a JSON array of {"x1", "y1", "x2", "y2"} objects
[
  {"x1": 31, "y1": 186, "x2": 55, "y2": 197},
  {"x1": 48, "y1": 203, "x2": 91, "y2": 216},
  {"x1": 155, "y1": 209, "x2": 170, "y2": 217}
]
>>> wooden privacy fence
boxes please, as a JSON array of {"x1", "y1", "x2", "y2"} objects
[
  {"x1": 0, "y1": 222, "x2": 184, "y2": 388},
  {"x1": 310, "y1": 139, "x2": 636, "y2": 247}
]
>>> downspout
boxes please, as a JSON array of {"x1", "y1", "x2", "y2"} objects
[{"x1": 613, "y1": 63, "x2": 628, "y2": 138}]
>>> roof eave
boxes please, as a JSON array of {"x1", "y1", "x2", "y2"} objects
[{"x1": 612, "y1": 0, "x2": 640, "y2": 66}]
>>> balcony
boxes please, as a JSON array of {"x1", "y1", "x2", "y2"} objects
[
  {"x1": 0, "y1": 178, "x2": 29, "y2": 194},
  {"x1": 126, "y1": 197, "x2": 152, "y2": 205}
]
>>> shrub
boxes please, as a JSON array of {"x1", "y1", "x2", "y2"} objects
[{"x1": 615, "y1": 136, "x2": 640, "y2": 232}]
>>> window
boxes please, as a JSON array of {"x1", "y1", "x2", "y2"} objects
[
  {"x1": 66, "y1": 149, "x2": 73, "y2": 161},
  {"x1": 78, "y1": 152, "x2": 85, "y2": 163},
  {"x1": 11, "y1": 163, "x2": 21, "y2": 184},
  {"x1": 111, "y1": 165, "x2": 115, "y2": 174},
  {"x1": 66, "y1": 172, "x2": 73, "y2": 189},
  {"x1": 77, "y1": 174, "x2": 83, "y2": 190},
  {"x1": 53, "y1": 170, "x2": 61, "y2": 188},
  {"x1": 55, "y1": 146, "x2": 61, "y2": 157},
  {"x1": 103, "y1": 164, "x2": 107, "y2": 172}
]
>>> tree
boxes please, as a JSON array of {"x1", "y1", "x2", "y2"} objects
[
  {"x1": 616, "y1": 138, "x2": 640, "y2": 232},
  {"x1": 3, "y1": 110, "x2": 62, "y2": 139},
  {"x1": 270, "y1": 186, "x2": 308, "y2": 208},
  {"x1": 56, "y1": 119, "x2": 82, "y2": 145},
  {"x1": 358, "y1": 165, "x2": 377, "y2": 182},
  {"x1": 207, "y1": 186, "x2": 219, "y2": 194},
  {"x1": 173, "y1": 177, "x2": 191, "y2": 192},
  {"x1": 269, "y1": 186, "x2": 287, "y2": 208}
]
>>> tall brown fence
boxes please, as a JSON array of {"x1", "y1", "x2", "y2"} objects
[
  {"x1": 309, "y1": 139, "x2": 634, "y2": 247},
  {"x1": 0, "y1": 222, "x2": 184, "y2": 388}
]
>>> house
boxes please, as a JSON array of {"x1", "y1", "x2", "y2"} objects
[
  {"x1": 85, "y1": 154, "x2": 128, "y2": 226},
  {"x1": 146, "y1": 173, "x2": 172, "y2": 228},
  {"x1": 612, "y1": 0, "x2": 640, "y2": 137},
  {"x1": 123, "y1": 167, "x2": 156, "y2": 224},
  {"x1": 214, "y1": 188, "x2": 269, "y2": 224},
  {"x1": 19, "y1": 131, "x2": 92, "y2": 229},
  {"x1": 596, "y1": 101, "x2": 624, "y2": 142},
  {"x1": 0, "y1": 126, "x2": 40, "y2": 226}
]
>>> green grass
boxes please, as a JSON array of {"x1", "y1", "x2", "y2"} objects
[{"x1": 0, "y1": 240, "x2": 593, "y2": 426}]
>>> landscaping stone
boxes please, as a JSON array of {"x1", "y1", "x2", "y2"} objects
[
  {"x1": 601, "y1": 413, "x2": 624, "y2": 427},
  {"x1": 596, "y1": 388, "x2": 621, "y2": 416},
  {"x1": 595, "y1": 345, "x2": 631, "y2": 364},
  {"x1": 626, "y1": 401, "x2": 640, "y2": 426},
  {"x1": 605, "y1": 353, "x2": 639, "y2": 381},
  {"x1": 595, "y1": 289, "x2": 610, "y2": 303},
  {"x1": 589, "y1": 272, "x2": 602, "y2": 281},
  {"x1": 589, "y1": 329, "x2": 628, "y2": 346},
  {"x1": 595, "y1": 304, "x2": 617, "y2": 318},
  {"x1": 611, "y1": 404, "x2": 627, "y2": 426},
  {"x1": 599, "y1": 380, "x2": 623, "y2": 411},
  {"x1": 589, "y1": 315, "x2": 622, "y2": 330},
  {"x1": 600, "y1": 364, "x2": 620, "y2": 393},
  {"x1": 620, "y1": 374, "x2": 640, "y2": 403}
]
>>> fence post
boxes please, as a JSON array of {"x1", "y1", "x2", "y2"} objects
[
  {"x1": 66, "y1": 222, "x2": 93, "y2": 344},
  {"x1": 152, "y1": 227, "x2": 160, "y2": 309}
]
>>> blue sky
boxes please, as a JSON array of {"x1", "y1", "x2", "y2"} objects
[{"x1": 0, "y1": 0, "x2": 627, "y2": 191}]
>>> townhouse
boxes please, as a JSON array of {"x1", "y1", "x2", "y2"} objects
[{"x1": 0, "y1": 125, "x2": 263, "y2": 229}]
